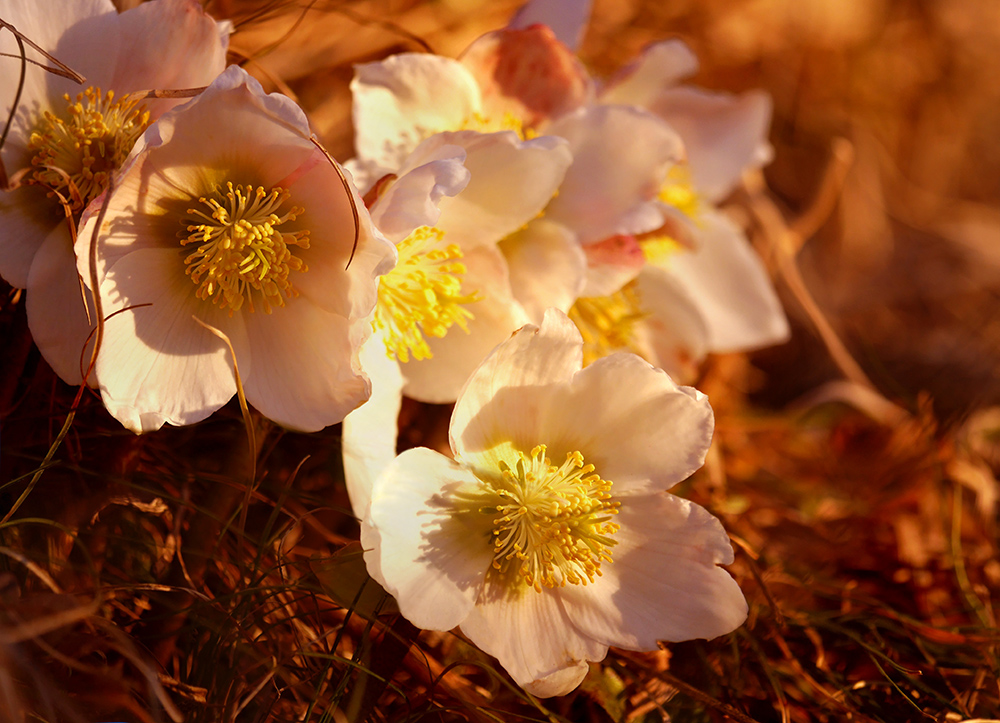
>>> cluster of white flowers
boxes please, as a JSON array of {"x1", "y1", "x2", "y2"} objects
[{"x1": 1, "y1": 0, "x2": 788, "y2": 698}]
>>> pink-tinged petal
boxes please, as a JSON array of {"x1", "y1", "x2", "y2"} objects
[
  {"x1": 433, "y1": 131, "x2": 572, "y2": 249},
  {"x1": 0, "y1": 186, "x2": 61, "y2": 287},
  {"x1": 534, "y1": 352, "x2": 714, "y2": 491},
  {"x1": 25, "y1": 225, "x2": 96, "y2": 385},
  {"x1": 545, "y1": 106, "x2": 684, "y2": 243},
  {"x1": 581, "y1": 234, "x2": 645, "y2": 297},
  {"x1": 351, "y1": 54, "x2": 483, "y2": 170},
  {"x1": 94, "y1": 248, "x2": 248, "y2": 433},
  {"x1": 459, "y1": 580, "x2": 606, "y2": 696},
  {"x1": 600, "y1": 39, "x2": 699, "y2": 108},
  {"x1": 240, "y1": 299, "x2": 371, "y2": 432},
  {"x1": 369, "y1": 142, "x2": 471, "y2": 243},
  {"x1": 367, "y1": 447, "x2": 494, "y2": 631},
  {"x1": 401, "y1": 245, "x2": 532, "y2": 404},
  {"x1": 501, "y1": 218, "x2": 585, "y2": 323},
  {"x1": 111, "y1": 0, "x2": 228, "y2": 117},
  {"x1": 648, "y1": 87, "x2": 773, "y2": 203},
  {"x1": 459, "y1": 26, "x2": 593, "y2": 128},
  {"x1": 342, "y1": 330, "x2": 404, "y2": 519},
  {"x1": 633, "y1": 263, "x2": 711, "y2": 380},
  {"x1": 560, "y1": 492, "x2": 747, "y2": 648},
  {"x1": 451, "y1": 308, "x2": 581, "y2": 463},
  {"x1": 507, "y1": 0, "x2": 593, "y2": 52},
  {"x1": 667, "y1": 209, "x2": 789, "y2": 352}
]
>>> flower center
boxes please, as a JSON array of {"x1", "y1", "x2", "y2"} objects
[
  {"x1": 27, "y1": 87, "x2": 150, "y2": 213},
  {"x1": 458, "y1": 111, "x2": 535, "y2": 140},
  {"x1": 181, "y1": 182, "x2": 310, "y2": 314},
  {"x1": 476, "y1": 445, "x2": 620, "y2": 592},
  {"x1": 658, "y1": 163, "x2": 702, "y2": 222},
  {"x1": 568, "y1": 283, "x2": 645, "y2": 366},
  {"x1": 373, "y1": 226, "x2": 478, "y2": 362}
]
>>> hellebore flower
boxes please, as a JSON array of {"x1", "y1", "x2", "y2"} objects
[
  {"x1": 0, "y1": 0, "x2": 228, "y2": 384},
  {"x1": 76, "y1": 66, "x2": 395, "y2": 433},
  {"x1": 362, "y1": 309, "x2": 748, "y2": 696}
]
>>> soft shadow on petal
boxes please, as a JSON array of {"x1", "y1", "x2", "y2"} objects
[
  {"x1": 26, "y1": 226, "x2": 96, "y2": 386},
  {"x1": 95, "y1": 248, "x2": 246, "y2": 433},
  {"x1": 600, "y1": 39, "x2": 699, "y2": 108},
  {"x1": 352, "y1": 54, "x2": 482, "y2": 170},
  {"x1": 241, "y1": 299, "x2": 370, "y2": 432},
  {"x1": 451, "y1": 308, "x2": 580, "y2": 466},
  {"x1": 342, "y1": 329, "x2": 404, "y2": 519},
  {"x1": 502, "y1": 218, "x2": 586, "y2": 323},
  {"x1": 0, "y1": 186, "x2": 61, "y2": 287},
  {"x1": 667, "y1": 209, "x2": 789, "y2": 352},
  {"x1": 545, "y1": 106, "x2": 683, "y2": 243},
  {"x1": 459, "y1": 578, "x2": 607, "y2": 696},
  {"x1": 401, "y1": 245, "x2": 531, "y2": 405},
  {"x1": 648, "y1": 87, "x2": 773, "y2": 203},
  {"x1": 535, "y1": 352, "x2": 714, "y2": 491},
  {"x1": 633, "y1": 263, "x2": 711, "y2": 381},
  {"x1": 368, "y1": 448, "x2": 493, "y2": 631},
  {"x1": 559, "y1": 492, "x2": 747, "y2": 649}
]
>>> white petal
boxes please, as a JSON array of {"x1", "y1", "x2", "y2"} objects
[
  {"x1": 666, "y1": 209, "x2": 789, "y2": 352},
  {"x1": 367, "y1": 448, "x2": 494, "y2": 631},
  {"x1": 0, "y1": 186, "x2": 61, "y2": 288},
  {"x1": 342, "y1": 329, "x2": 404, "y2": 519},
  {"x1": 600, "y1": 39, "x2": 699, "y2": 107},
  {"x1": 648, "y1": 87, "x2": 773, "y2": 203},
  {"x1": 633, "y1": 263, "x2": 711, "y2": 380},
  {"x1": 94, "y1": 248, "x2": 247, "y2": 433},
  {"x1": 351, "y1": 54, "x2": 482, "y2": 170},
  {"x1": 458, "y1": 26, "x2": 593, "y2": 127},
  {"x1": 535, "y1": 352, "x2": 715, "y2": 491},
  {"x1": 25, "y1": 225, "x2": 95, "y2": 385},
  {"x1": 581, "y1": 234, "x2": 646, "y2": 297},
  {"x1": 369, "y1": 143, "x2": 471, "y2": 243},
  {"x1": 111, "y1": 0, "x2": 228, "y2": 117},
  {"x1": 241, "y1": 299, "x2": 371, "y2": 432},
  {"x1": 559, "y1": 492, "x2": 747, "y2": 648},
  {"x1": 545, "y1": 106, "x2": 684, "y2": 243},
  {"x1": 501, "y1": 218, "x2": 586, "y2": 323},
  {"x1": 507, "y1": 0, "x2": 593, "y2": 51},
  {"x1": 459, "y1": 579, "x2": 606, "y2": 696},
  {"x1": 433, "y1": 131, "x2": 572, "y2": 249},
  {"x1": 450, "y1": 308, "x2": 581, "y2": 463}
]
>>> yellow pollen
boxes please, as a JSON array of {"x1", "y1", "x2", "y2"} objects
[
  {"x1": 373, "y1": 226, "x2": 479, "y2": 362},
  {"x1": 458, "y1": 111, "x2": 536, "y2": 140},
  {"x1": 639, "y1": 235, "x2": 684, "y2": 265},
  {"x1": 27, "y1": 87, "x2": 150, "y2": 213},
  {"x1": 658, "y1": 163, "x2": 702, "y2": 222},
  {"x1": 568, "y1": 283, "x2": 646, "y2": 366},
  {"x1": 181, "y1": 182, "x2": 309, "y2": 314},
  {"x1": 466, "y1": 445, "x2": 620, "y2": 592}
]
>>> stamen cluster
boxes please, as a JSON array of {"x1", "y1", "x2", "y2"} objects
[{"x1": 568, "y1": 285, "x2": 646, "y2": 366}]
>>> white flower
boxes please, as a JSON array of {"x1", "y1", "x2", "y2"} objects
[
  {"x1": 362, "y1": 309, "x2": 748, "y2": 696},
  {"x1": 0, "y1": 0, "x2": 229, "y2": 384},
  {"x1": 76, "y1": 66, "x2": 395, "y2": 433}
]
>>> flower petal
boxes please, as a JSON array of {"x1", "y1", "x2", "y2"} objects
[
  {"x1": 633, "y1": 263, "x2": 711, "y2": 380},
  {"x1": 501, "y1": 218, "x2": 586, "y2": 323},
  {"x1": 648, "y1": 87, "x2": 773, "y2": 203},
  {"x1": 352, "y1": 54, "x2": 483, "y2": 170},
  {"x1": 666, "y1": 209, "x2": 789, "y2": 352},
  {"x1": 25, "y1": 225, "x2": 96, "y2": 385},
  {"x1": 560, "y1": 492, "x2": 747, "y2": 648},
  {"x1": 342, "y1": 330, "x2": 404, "y2": 519},
  {"x1": 459, "y1": 26, "x2": 593, "y2": 127},
  {"x1": 600, "y1": 39, "x2": 699, "y2": 107},
  {"x1": 432, "y1": 131, "x2": 572, "y2": 249},
  {"x1": 0, "y1": 186, "x2": 61, "y2": 288},
  {"x1": 94, "y1": 248, "x2": 247, "y2": 433},
  {"x1": 581, "y1": 234, "x2": 646, "y2": 297},
  {"x1": 459, "y1": 579, "x2": 607, "y2": 696},
  {"x1": 367, "y1": 447, "x2": 494, "y2": 631},
  {"x1": 507, "y1": 0, "x2": 593, "y2": 51},
  {"x1": 545, "y1": 105, "x2": 684, "y2": 243},
  {"x1": 401, "y1": 245, "x2": 532, "y2": 404}
]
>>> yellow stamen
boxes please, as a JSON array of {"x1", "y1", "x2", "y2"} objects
[
  {"x1": 181, "y1": 182, "x2": 309, "y2": 314},
  {"x1": 567, "y1": 283, "x2": 646, "y2": 366},
  {"x1": 373, "y1": 226, "x2": 479, "y2": 363},
  {"x1": 458, "y1": 111, "x2": 536, "y2": 140},
  {"x1": 658, "y1": 163, "x2": 702, "y2": 222},
  {"x1": 639, "y1": 235, "x2": 684, "y2": 265},
  {"x1": 27, "y1": 87, "x2": 150, "y2": 213},
  {"x1": 459, "y1": 445, "x2": 620, "y2": 592}
]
